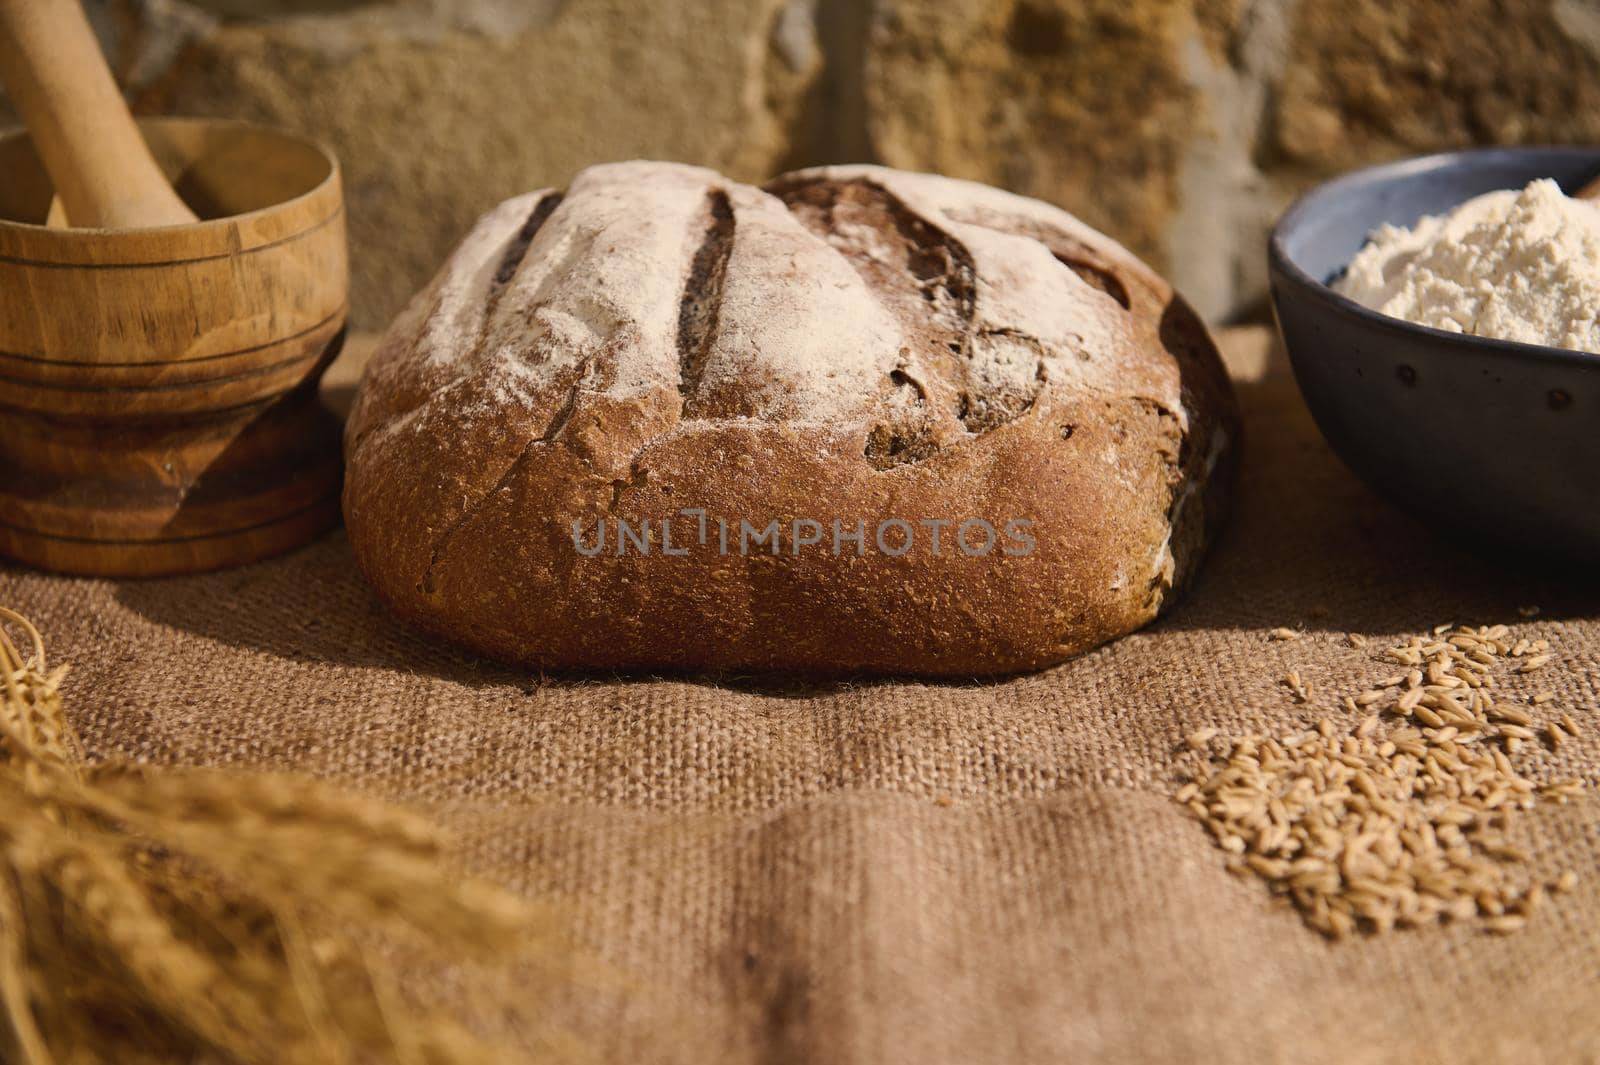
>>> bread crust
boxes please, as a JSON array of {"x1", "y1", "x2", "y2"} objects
[{"x1": 344, "y1": 162, "x2": 1238, "y2": 676}]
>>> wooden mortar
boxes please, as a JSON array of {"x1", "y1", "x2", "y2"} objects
[{"x1": 0, "y1": 5, "x2": 346, "y2": 577}]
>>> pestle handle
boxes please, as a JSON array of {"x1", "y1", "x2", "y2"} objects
[{"x1": 0, "y1": 0, "x2": 196, "y2": 228}]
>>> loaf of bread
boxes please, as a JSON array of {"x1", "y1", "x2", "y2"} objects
[{"x1": 344, "y1": 161, "x2": 1237, "y2": 676}]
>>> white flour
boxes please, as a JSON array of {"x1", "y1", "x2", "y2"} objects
[{"x1": 1336, "y1": 179, "x2": 1600, "y2": 353}]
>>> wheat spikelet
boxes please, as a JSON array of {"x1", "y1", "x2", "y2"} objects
[{"x1": 0, "y1": 606, "x2": 570, "y2": 1064}]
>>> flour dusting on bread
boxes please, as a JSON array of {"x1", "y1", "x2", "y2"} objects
[{"x1": 355, "y1": 161, "x2": 1179, "y2": 442}]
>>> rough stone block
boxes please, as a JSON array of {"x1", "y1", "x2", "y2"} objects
[
  {"x1": 135, "y1": 0, "x2": 819, "y2": 328},
  {"x1": 865, "y1": 0, "x2": 1199, "y2": 275}
]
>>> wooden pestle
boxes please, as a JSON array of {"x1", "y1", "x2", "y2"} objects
[{"x1": 0, "y1": 0, "x2": 196, "y2": 228}]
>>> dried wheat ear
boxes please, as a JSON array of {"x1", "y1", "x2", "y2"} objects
[
  {"x1": 0, "y1": 606, "x2": 564, "y2": 1064},
  {"x1": 1179, "y1": 624, "x2": 1584, "y2": 938}
]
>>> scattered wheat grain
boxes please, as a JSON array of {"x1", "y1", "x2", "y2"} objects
[{"x1": 1178, "y1": 621, "x2": 1586, "y2": 939}]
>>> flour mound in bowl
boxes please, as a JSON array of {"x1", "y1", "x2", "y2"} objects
[{"x1": 1336, "y1": 179, "x2": 1600, "y2": 353}]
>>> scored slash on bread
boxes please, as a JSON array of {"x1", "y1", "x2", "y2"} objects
[{"x1": 343, "y1": 161, "x2": 1238, "y2": 676}]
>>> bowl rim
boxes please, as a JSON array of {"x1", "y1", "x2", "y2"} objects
[
  {"x1": 1267, "y1": 144, "x2": 1600, "y2": 373},
  {"x1": 0, "y1": 115, "x2": 341, "y2": 236}
]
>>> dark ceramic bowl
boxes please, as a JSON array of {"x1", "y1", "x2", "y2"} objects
[{"x1": 1269, "y1": 147, "x2": 1600, "y2": 562}]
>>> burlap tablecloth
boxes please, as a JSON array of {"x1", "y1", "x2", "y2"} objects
[{"x1": 4, "y1": 328, "x2": 1598, "y2": 1063}]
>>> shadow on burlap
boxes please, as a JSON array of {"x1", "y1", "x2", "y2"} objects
[{"x1": 3, "y1": 329, "x2": 1598, "y2": 1063}]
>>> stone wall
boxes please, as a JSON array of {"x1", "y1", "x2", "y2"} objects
[{"x1": 11, "y1": 0, "x2": 1600, "y2": 329}]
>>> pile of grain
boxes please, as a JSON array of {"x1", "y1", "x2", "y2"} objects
[{"x1": 1179, "y1": 624, "x2": 1585, "y2": 937}]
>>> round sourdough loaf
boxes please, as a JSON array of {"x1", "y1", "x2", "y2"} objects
[{"x1": 343, "y1": 161, "x2": 1238, "y2": 676}]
